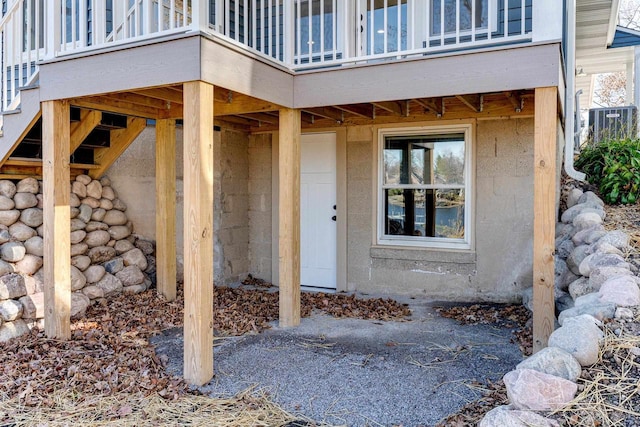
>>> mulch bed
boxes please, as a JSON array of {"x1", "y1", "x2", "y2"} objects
[{"x1": 0, "y1": 284, "x2": 410, "y2": 426}]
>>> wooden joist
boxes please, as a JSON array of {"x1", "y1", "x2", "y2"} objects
[
  {"x1": 505, "y1": 91, "x2": 524, "y2": 112},
  {"x1": 455, "y1": 94, "x2": 483, "y2": 113},
  {"x1": 532, "y1": 86, "x2": 557, "y2": 352},
  {"x1": 278, "y1": 108, "x2": 301, "y2": 328},
  {"x1": 72, "y1": 96, "x2": 160, "y2": 119},
  {"x1": 42, "y1": 100, "x2": 71, "y2": 340},
  {"x1": 334, "y1": 104, "x2": 375, "y2": 119},
  {"x1": 302, "y1": 107, "x2": 344, "y2": 123},
  {"x1": 182, "y1": 81, "x2": 215, "y2": 386},
  {"x1": 156, "y1": 119, "x2": 177, "y2": 302},
  {"x1": 372, "y1": 101, "x2": 408, "y2": 117}
]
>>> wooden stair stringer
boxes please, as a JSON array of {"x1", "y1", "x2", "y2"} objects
[{"x1": 0, "y1": 86, "x2": 42, "y2": 167}]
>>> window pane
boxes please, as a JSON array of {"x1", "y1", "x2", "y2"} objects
[
  {"x1": 384, "y1": 189, "x2": 465, "y2": 238},
  {"x1": 384, "y1": 134, "x2": 465, "y2": 185}
]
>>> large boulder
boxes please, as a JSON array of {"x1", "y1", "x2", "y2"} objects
[
  {"x1": 598, "y1": 276, "x2": 640, "y2": 307},
  {"x1": 122, "y1": 248, "x2": 148, "y2": 270},
  {"x1": 516, "y1": 346, "x2": 581, "y2": 382},
  {"x1": 503, "y1": 369, "x2": 578, "y2": 411},
  {"x1": 115, "y1": 265, "x2": 145, "y2": 287},
  {"x1": 548, "y1": 315, "x2": 604, "y2": 366}
]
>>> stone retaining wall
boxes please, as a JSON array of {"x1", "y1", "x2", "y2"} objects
[
  {"x1": 0, "y1": 175, "x2": 156, "y2": 342},
  {"x1": 480, "y1": 187, "x2": 640, "y2": 425}
]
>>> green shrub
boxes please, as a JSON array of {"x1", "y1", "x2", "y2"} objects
[{"x1": 575, "y1": 138, "x2": 640, "y2": 205}]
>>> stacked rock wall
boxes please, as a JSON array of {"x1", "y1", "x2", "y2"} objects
[
  {"x1": 481, "y1": 188, "x2": 640, "y2": 425},
  {"x1": 0, "y1": 175, "x2": 156, "y2": 342}
]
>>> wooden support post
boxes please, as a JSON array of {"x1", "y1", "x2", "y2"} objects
[
  {"x1": 156, "y1": 119, "x2": 177, "y2": 301},
  {"x1": 182, "y1": 81, "x2": 214, "y2": 386},
  {"x1": 533, "y1": 86, "x2": 558, "y2": 352},
  {"x1": 42, "y1": 100, "x2": 71, "y2": 340},
  {"x1": 278, "y1": 108, "x2": 301, "y2": 327}
]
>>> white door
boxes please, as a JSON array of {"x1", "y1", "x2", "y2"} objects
[{"x1": 300, "y1": 132, "x2": 337, "y2": 289}]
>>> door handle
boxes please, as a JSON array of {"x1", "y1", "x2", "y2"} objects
[{"x1": 331, "y1": 216, "x2": 337, "y2": 221}]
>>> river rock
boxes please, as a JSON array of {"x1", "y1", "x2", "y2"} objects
[
  {"x1": 91, "y1": 208, "x2": 106, "y2": 222},
  {"x1": 76, "y1": 174, "x2": 92, "y2": 185},
  {"x1": 572, "y1": 226, "x2": 606, "y2": 246},
  {"x1": 71, "y1": 181, "x2": 87, "y2": 198},
  {"x1": 556, "y1": 239, "x2": 575, "y2": 259},
  {"x1": 86, "y1": 221, "x2": 108, "y2": 232},
  {"x1": 24, "y1": 236, "x2": 43, "y2": 256},
  {"x1": 14, "y1": 254, "x2": 43, "y2": 276},
  {"x1": 122, "y1": 248, "x2": 147, "y2": 270},
  {"x1": 504, "y1": 368, "x2": 577, "y2": 411},
  {"x1": 516, "y1": 346, "x2": 581, "y2": 382},
  {"x1": 480, "y1": 406, "x2": 560, "y2": 427},
  {"x1": 558, "y1": 299, "x2": 616, "y2": 325},
  {"x1": 71, "y1": 293, "x2": 91, "y2": 318},
  {"x1": 598, "y1": 276, "x2": 640, "y2": 307},
  {"x1": 70, "y1": 230, "x2": 87, "y2": 245},
  {"x1": 82, "y1": 285, "x2": 104, "y2": 300},
  {"x1": 567, "y1": 245, "x2": 590, "y2": 275},
  {"x1": 0, "y1": 260, "x2": 13, "y2": 276},
  {"x1": 0, "y1": 319, "x2": 29, "y2": 343},
  {"x1": 0, "y1": 229, "x2": 10, "y2": 245},
  {"x1": 115, "y1": 239, "x2": 134, "y2": 254},
  {"x1": 88, "y1": 246, "x2": 116, "y2": 264},
  {"x1": 69, "y1": 192, "x2": 81, "y2": 208},
  {"x1": 77, "y1": 204, "x2": 92, "y2": 223},
  {"x1": 548, "y1": 315, "x2": 604, "y2": 366},
  {"x1": 70, "y1": 207, "x2": 79, "y2": 219},
  {"x1": 95, "y1": 273, "x2": 123, "y2": 297},
  {"x1": 108, "y1": 225, "x2": 131, "y2": 240},
  {"x1": 9, "y1": 222, "x2": 36, "y2": 241},
  {"x1": 0, "y1": 300, "x2": 23, "y2": 322},
  {"x1": 116, "y1": 265, "x2": 145, "y2": 286},
  {"x1": 99, "y1": 199, "x2": 113, "y2": 210},
  {"x1": 566, "y1": 188, "x2": 583, "y2": 208},
  {"x1": 578, "y1": 191, "x2": 604, "y2": 206},
  {"x1": 103, "y1": 257, "x2": 124, "y2": 274},
  {"x1": 595, "y1": 230, "x2": 630, "y2": 250},
  {"x1": 1, "y1": 242, "x2": 26, "y2": 262},
  {"x1": 615, "y1": 307, "x2": 635, "y2": 320},
  {"x1": 81, "y1": 197, "x2": 101, "y2": 209},
  {"x1": 71, "y1": 255, "x2": 92, "y2": 271},
  {"x1": 85, "y1": 230, "x2": 111, "y2": 248},
  {"x1": 84, "y1": 265, "x2": 106, "y2": 284},
  {"x1": 123, "y1": 284, "x2": 147, "y2": 295},
  {"x1": 13, "y1": 192, "x2": 38, "y2": 209},
  {"x1": 103, "y1": 210, "x2": 128, "y2": 226},
  {"x1": 70, "y1": 218, "x2": 87, "y2": 231},
  {"x1": 86, "y1": 180, "x2": 102, "y2": 200},
  {"x1": 588, "y1": 266, "x2": 633, "y2": 290},
  {"x1": 579, "y1": 253, "x2": 628, "y2": 277},
  {"x1": 0, "y1": 180, "x2": 17, "y2": 198},
  {"x1": 101, "y1": 185, "x2": 116, "y2": 200},
  {"x1": 0, "y1": 210, "x2": 20, "y2": 227},
  {"x1": 568, "y1": 277, "x2": 593, "y2": 300},
  {"x1": 0, "y1": 196, "x2": 15, "y2": 210},
  {"x1": 71, "y1": 265, "x2": 87, "y2": 291},
  {"x1": 561, "y1": 204, "x2": 605, "y2": 224},
  {"x1": 16, "y1": 177, "x2": 38, "y2": 194},
  {"x1": 113, "y1": 198, "x2": 127, "y2": 211},
  {"x1": 573, "y1": 211, "x2": 603, "y2": 229},
  {"x1": 0, "y1": 273, "x2": 27, "y2": 300},
  {"x1": 19, "y1": 292, "x2": 44, "y2": 319},
  {"x1": 24, "y1": 272, "x2": 44, "y2": 295},
  {"x1": 70, "y1": 243, "x2": 89, "y2": 257}
]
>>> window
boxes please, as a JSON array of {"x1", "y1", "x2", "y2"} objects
[{"x1": 378, "y1": 126, "x2": 472, "y2": 249}]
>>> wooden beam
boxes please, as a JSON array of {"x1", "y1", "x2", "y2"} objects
[
  {"x1": 183, "y1": 81, "x2": 214, "y2": 386},
  {"x1": 455, "y1": 94, "x2": 483, "y2": 113},
  {"x1": 237, "y1": 113, "x2": 279, "y2": 124},
  {"x1": 214, "y1": 93, "x2": 281, "y2": 116},
  {"x1": 415, "y1": 97, "x2": 444, "y2": 117},
  {"x1": 42, "y1": 100, "x2": 71, "y2": 340},
  {"x1": 89, "y1": 117, "x2": 147, "y2": 179},
  {"x1": 505, "y1": 91, "x2": 524, "y2": 112},
  {"x1": 70, "y1": 110, "x2": 102, "y2": 152},
  {"x1": 334, "y1": 104, "x2": 375, "y2": 119},
  {"x1": 302, "y1": 107, "x2": 344, "y2": 122},
  {"x1": 533, "y1": 86, "x2": 557, "y2": 353},
  {"x1": 278, "y1": 108, "x2": 301, "y2": 328},
  {"x1": 156, "y1": 119, "x2": 177, "y2": 302},
  {"x1": 372, "y1": 101, "x2": 407, "y2": 117},
  {"x1": 71, "y1": 97, "x2": 159, "y2": 119},
  {"x1": 132, "y1": 87, "x2": 184, "y2": 104},
  {"x1": 106, "y1": 92, "x2": 175, "y2": 110}
]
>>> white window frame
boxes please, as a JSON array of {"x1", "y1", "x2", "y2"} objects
[{"x1": 376, "y1": 124, "x2": 473, "y2": 250}]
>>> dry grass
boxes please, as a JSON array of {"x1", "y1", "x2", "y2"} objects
[
  {"x1": 0, "y1": 387, "x2": 306, "y2": 427},
  {"x1": 551, "y1": 316, "x2": 640, "y2": 426}
]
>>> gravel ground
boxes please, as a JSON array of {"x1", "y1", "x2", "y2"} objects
[{"x1": 151, "y1": 298, "x2": 524, "y2": 426}]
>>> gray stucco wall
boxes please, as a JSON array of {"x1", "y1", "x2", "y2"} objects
[
  {"x1": 106, "y1": 125, "x2": 250, "y2": 285},
  {"x1": 345, "y1": 119, "x2": 535, "y2": 302}
]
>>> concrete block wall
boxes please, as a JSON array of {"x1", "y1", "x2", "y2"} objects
[
  {"x1": 106, "y1": 125, "x2": 250, "y2": 285},
  {"x1": 247, "y1": 134, "x2": 273, "y2": 281},
  {"x1": 345, "y1": 118, "x2": 535, "y2": 301}
]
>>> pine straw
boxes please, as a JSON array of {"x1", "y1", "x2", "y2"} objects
[
  {"x1": 551, "y1": 318, "x2": 640, "y2": 426},
  {"x1": 0, "y1": 388, "x2": 304, "y2": 427}
]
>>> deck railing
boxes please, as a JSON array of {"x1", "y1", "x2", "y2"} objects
[{"x1": 1, "y1": 0, "x2": 560, "y2": 113}]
